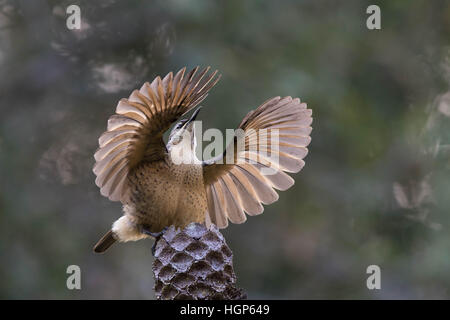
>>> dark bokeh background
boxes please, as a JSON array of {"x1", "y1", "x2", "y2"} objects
[{"x1": 1, "y1": 0, "x2": 450, "y2": 299}]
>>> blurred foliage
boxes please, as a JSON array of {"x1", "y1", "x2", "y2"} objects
[{"x1": 0, "y1": 0, "x2": 450, "y2": 299}]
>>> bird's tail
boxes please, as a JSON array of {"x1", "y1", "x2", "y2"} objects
[{"x1": 93, "y1": 230, "x2": 117, "y2": 253}]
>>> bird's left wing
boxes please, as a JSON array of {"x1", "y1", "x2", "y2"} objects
[
  {"x1": 202, "y1": 96, "x2": 312, "y2": 228},
  {"x1": 93, "y1": 66, "x2": 221, "y2": 202}
]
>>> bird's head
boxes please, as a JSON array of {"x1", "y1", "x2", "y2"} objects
[{"x1": 167, "y1": 106, "x2": 201, "y2": 164}]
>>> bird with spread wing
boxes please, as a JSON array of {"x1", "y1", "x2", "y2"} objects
[{"x1": 93, "y1": 66, "x2": 312, "y2": 253}]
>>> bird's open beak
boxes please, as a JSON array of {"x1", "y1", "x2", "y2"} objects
[
  {"x1": 182, "y1": 106, "x2": 201, "y2": 131},
  {"x1": 187, "y1": 106, "x2": 202, "y2": 124}
]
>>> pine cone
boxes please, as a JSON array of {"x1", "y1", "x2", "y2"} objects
[{"x1": 152, "y1": 223, "x2": 246, "y2": 300}]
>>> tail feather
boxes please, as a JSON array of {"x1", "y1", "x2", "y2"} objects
[{"x1": 93, "y1": 230, "x2": 117, "y2": 253}]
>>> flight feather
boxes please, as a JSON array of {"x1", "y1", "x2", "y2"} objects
[
  {"x1": 202, "y1": 96, "x2": 312, "y2": 228},
  {"x1": 93, "y1": 66, "x2": 221, "y2": 202}
]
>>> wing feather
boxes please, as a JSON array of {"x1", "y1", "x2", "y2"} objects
[
  {"x1": 93, "y1": 66, "x2": 221, "y2": 202},
  {"x1": 203, "y1": 96, "x2": 312, "y2": 228}
]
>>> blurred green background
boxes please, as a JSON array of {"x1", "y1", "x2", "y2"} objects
[{"x1": 1, "y1": 0, "x2": 450, "y2": 299}]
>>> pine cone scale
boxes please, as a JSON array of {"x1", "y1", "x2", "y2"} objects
[{"x1": 152, "y1": 223, "x2": 246, "y2": 300}]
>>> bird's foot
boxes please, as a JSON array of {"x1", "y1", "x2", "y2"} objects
[{"x1": 142, "y1": 227, "x2": 168, "y2": 256}]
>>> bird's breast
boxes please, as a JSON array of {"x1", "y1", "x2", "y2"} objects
[{"x1": 125, "y1": 160, "x2": 207, "y2": 232}]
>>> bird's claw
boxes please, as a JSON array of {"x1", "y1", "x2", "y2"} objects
[{"x1": 142, "y1": 227, "x2": 168, "y2": 256}]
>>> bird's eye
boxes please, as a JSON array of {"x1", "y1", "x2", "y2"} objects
[{"x1": 172, "y1": 135, "x2": 183, "y2": 145}]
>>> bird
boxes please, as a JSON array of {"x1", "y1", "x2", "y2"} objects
[{"x1": 93, "y1": 66, "x2": 312, "y2": 253}]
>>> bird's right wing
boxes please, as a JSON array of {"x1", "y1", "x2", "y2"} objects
[
  {"x1": 93, "y1": 66, "x2": 220, "y2": 202},
  {"x1": 202, "y1": 97, "x2": 312, "y2": 228}
]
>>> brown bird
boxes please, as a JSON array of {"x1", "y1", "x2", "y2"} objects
[{"x1": 93, "y1": 66, "x2": 312, "y2": 253}]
